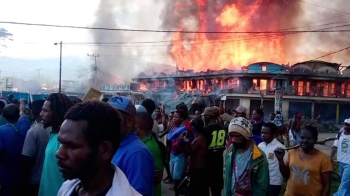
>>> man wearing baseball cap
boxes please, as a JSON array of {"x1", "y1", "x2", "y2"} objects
[
  {"x1": 332, "y1": 118, "x2": 350, "y2": 196},
  {"x1": 108, "y1": 96, "x2": 154, "y2": 196},
  {"x1": 202, "y1": 107, "x2": 226, "y2": 196},
  {"x1": 223, "y1": 117, "x2": 269, "y2": 196}
]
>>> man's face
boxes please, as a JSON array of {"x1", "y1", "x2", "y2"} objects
[
  {"x1": 233, "y1": 111, "x2": 243, "y2": 118},
  {"x1": 195, "y1": 111, "x2": 201, "y2": 119},
  {"x1": 56, "y1": 120, "x2": 98, "y2": 180},
  {"x1": 261, "y1": 126, "x2": 273, "y2": 143},
  {"x1": 40, "y1": 101, "x2": 52, "y2": 128},
  {"x1": 300, "y1": 129, "x2": 316, "y2": 151},
  {"x1": 252, "y1": 111, "x2": 260, "y2": 121},
  {"x1": 155, "y1": 109, "x2": 161, "y2": 117},
  {"x1": 269, "y1": 114, "x2": 276, "y2": 121},
  {"x1": 229, "y1": 132, "x2": 247, "y2": 149},
  {"x1": 169, "y1": 114, "x2": 174, "y2": 122},
  {"x1": 173, "y1": 112, "x2": 183, "y2": 125},
  {"x1": 344, "y1": 124, "x2": 350, "y2": 132},
  {"x1": 120, "y1": 112, "x2": 135, "y2": 138}
]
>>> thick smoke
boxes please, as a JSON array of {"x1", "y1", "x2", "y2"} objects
[
  {"x1": 91, "y1": 0, "x2": 350, "y2": 79},
  {"x1": 91, "y1": 0, "x2": 174, "y2": 86},
  {"x1": 160, "y1": 0, "x2": 350, "y2": 67}
]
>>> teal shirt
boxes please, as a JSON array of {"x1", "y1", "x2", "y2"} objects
[{"x1": 39, "y1": 133, "x2": 64, "y2": 196}]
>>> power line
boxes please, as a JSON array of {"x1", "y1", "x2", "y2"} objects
[
  {"x1": 2, "y1": 21, "x2": 350, "y2": 33},
  {"x1": 313, "y1": 46, "x2": 350, "y2": 60},
  {"x1": 298, "y1": 0, "x2": 350, "y2": 15}
]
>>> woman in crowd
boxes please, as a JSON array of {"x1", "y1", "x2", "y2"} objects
[{"x1": 274, "y1": 125, "x2": 332, "y2": 196}]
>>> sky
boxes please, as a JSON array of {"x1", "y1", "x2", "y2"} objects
[{"x1": 0, "y1": 0, "x2": 99, "y2": 80}]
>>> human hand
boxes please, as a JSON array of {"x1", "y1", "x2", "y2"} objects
[{"x1": 274, "y1": 147, "x2": 285, "y2": 160}]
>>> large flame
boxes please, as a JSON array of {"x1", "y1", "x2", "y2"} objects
[{"x1": 170, "y1": 0, "x2": 286, "y2": 71}]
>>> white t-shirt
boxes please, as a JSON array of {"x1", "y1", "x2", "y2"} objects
[
  {"x1": 58, "y1": 165, "x2": 141, "y2": 196},
  {"x1": 152, "y1": 120, "x2": 159, "y2": 140},
  {"x1": 333, "y1": 130, "x2": 350, "y2": 164},
  {"x1": 258, "y1": 138, "x2": 286, "y2": 185}
]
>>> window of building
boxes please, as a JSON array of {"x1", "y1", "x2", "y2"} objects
[
  {"x1": 306, "y1": 82, "x2": 310, "y2": 93},
  {"x1": 260, "y1": 79, "x2": 267, "y2": 91},
  {"x1": 330, "y1": 83, "x2": 335, "y2": 96},
  {"x1": 298, "y1": 81, "x2": 304, "y2": 96},
  {"x1": 262, "y1": 66, "x2": 267, "y2": 72},
  {"x1": 323, "y1": 83, "x2": 329, "y2": 97},
  {"x1": 269, "y1": 80, "x2": 274, "y2": 91}
]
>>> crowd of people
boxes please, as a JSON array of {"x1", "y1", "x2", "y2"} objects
[{"x1": 0, "y1": 94, "x2": 349, "y2": 196}]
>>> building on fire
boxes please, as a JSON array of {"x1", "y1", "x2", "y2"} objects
[{"x1": 129, "y1": 60, "x2": 350, "y2": 124}]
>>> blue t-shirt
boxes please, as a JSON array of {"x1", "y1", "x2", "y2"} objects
[
  {"x1": 112, "y1": 132, "x2": 154, "y2": 196},
  {"x1": 0, "y1": 116, "x2": 31, "y2": 194}
]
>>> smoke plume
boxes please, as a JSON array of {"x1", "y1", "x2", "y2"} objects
[
  {"x1": 91, "y1": 0, "x2": 350, "y2": 78},
  {"x1": 91, "y1": 0, "x2": 173, "y2": 86}
]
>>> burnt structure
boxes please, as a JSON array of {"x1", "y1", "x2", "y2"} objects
[{"x1": 132, "y1": 60, "x2": 350, "y2": 124}]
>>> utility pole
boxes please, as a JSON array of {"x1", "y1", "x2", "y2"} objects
[
  {"x1": 54, "y1": 41, "x2": 63, "y2": 93},
  {"x1": 34, "y1": 68, "x2": 42, "y2": 82},
  {"x1": 87, "y1": 54, "x2": 99, "y2": 89}
]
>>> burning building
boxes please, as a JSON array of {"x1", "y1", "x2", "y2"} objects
[
  {"x1": 132, "y1": 60, "x2": 350, "y2": 125},
  {"x1": 96, "y1": 0, "x2": 350, "y2": 125}
]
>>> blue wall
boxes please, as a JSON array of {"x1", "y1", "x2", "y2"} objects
[
  {"x1": 288, "y1": 102, "x2": 312, "y2": 119},
  {"x1": 1, "y1": 91, "x2": 31, "y2": 102},
  {"x1": 247, "y1": 63, "x2": 284, "y2": 74},
  {"x1": 314, "y1": 103, "x2": 337, "y2": 123},
  {"x1": 339, "y1": 103, "x2": 350, "y2": 123}
]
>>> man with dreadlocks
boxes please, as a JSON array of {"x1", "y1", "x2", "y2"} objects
[{"x1": 38, "y1": 93, "x2": 74, "y2": 196}]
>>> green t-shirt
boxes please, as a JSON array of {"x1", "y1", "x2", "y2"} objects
[
  {"x1": 141, "y1": 134, "x2": 164, "y2": 196},
  {"x1": 39, "y1": 132, "x2": 65, "y2": 196}
]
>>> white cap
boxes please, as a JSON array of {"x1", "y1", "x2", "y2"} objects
[
  {"x1": 135, "y1": 105, "x2": 147, "y2": 113},
  {"x1": 344, "y1": 118, "x2": 350, "y2": 124}
]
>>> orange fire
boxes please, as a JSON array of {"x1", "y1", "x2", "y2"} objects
[
  {"x1": 170, "y1": 0, "x2": 286, "y2": 71},
  {"x1": 140, "y1": 83, "x2": 148, "y2": 91}
]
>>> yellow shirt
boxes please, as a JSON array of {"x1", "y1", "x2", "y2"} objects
[{"x1": 285, "y1": 148, "x2": 332, "y2": 196}]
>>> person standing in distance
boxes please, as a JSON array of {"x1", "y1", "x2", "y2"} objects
[
  {"x1": 56, "y1": 101, "x2": 141, "y2": 196},
  {"x1": 258, "y1": 122, "x2": 285, "y2": 196}
]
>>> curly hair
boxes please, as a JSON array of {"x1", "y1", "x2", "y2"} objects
[
  {"x1": 191, "y1": 118, "x2": 204, "y2": 134},
  {"x1": 64, "y1": 101, "x2": 122, "y2": 154},
  {"x1": 262, "y1": 122, "x2": 277, "y2": 134},
  {"x1": 141, "y1": 99, "x2": 156, "y2": 114},
  {"x1": 176, "y1": 103, "x2": 189, "y2": 119},
  {"x1": 46, "y1": 93, "x2": 74, "y2": 130},
  {"x1": 302, "y1": 125, "x2": 318, "y2": 141}
]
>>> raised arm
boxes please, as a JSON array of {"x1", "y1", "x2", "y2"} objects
[{"x1": 274, "y1": 147, "x2": 290, "y2": 179}]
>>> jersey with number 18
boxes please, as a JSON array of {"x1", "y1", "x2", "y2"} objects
[{"x1": 203, "y1": 123, "x2": 227, "y2": 169}]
